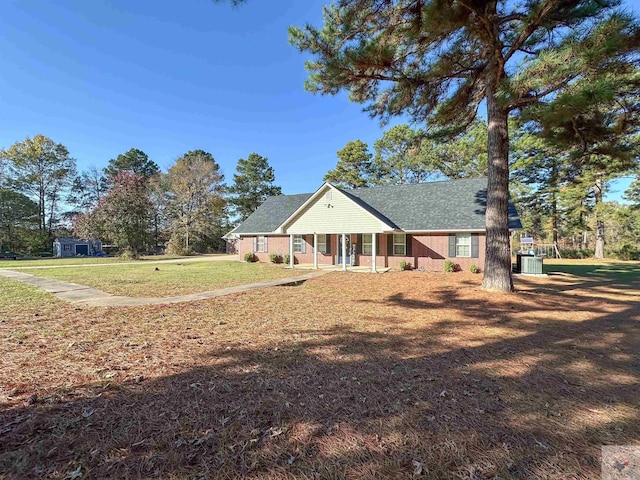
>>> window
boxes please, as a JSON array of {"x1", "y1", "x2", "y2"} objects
[
  {"x1": 362, "y1": 234, "x2": 373, "y2": 255},
  {"x1": 317, "y1": 234, "x2": 327, "y2": 254},
  {"x1": 393, "y1": 233, "x2": 406, "y2": 256},
  {"x1": 456, "y1": 233, "x2": 471, "y2": 257},
  {"x1": 255, "y1": 236, "x2": 267, "y2": 253},
  {"x1": 63, "y1": 244, "x2": 71, "y2": 251},
  {"x1": 293, "y1": 235, "x2": 306, "y2": 253}
]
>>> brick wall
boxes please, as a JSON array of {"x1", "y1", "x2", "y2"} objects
[
  {"x1": 237, "y1": 235, "x2": 334, "y2": 265},
  {"x1": 238, "y1": 232, "x2": 486, "y2": 271},
  {"x1": 355, "y1": 233, "x2": 486, "y2": 271}
]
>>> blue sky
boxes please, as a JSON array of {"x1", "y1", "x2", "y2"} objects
[{"x1": 0, "y1": 0, "x2": 637, "y2": 200}]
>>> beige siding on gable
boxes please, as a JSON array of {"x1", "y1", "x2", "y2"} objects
[{"x1": 284, "y1": 187, "x2": 387, "y2": 234}]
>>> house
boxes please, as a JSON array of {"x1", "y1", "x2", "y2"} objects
[
  {"x1": 53, "y1": 237, "x2": 103, "y2": 258},
  {"x1": 224, "y1": 177, "x2": 522, "y2": 271}
]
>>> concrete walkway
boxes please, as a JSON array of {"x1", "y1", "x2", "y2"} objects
[{"x1": 0, "y1": 268, "x2": 328, "y2": 307}]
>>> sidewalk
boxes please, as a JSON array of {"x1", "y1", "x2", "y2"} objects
[{"x1": 0, "y1": 268, "x2": 328, "y2": 307}]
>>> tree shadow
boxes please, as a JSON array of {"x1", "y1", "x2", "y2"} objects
[{"x1": 1, "y1": 272, "x2": 638, "y2": 479}]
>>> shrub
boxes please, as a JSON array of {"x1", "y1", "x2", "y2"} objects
[
  {"x1": 469, "y1": 264, "x2": 480, "y2": 274},
  {"x1": 444, "y1": 259, "x2": 455, "y2": 272},
  {"x1": 244, "y1": 252, "x2": 256, "y2": 262},
  {"x1": 559, "y1": 248, "x2": 592, "y2": 259},
  {"x1": 283, "y1": 253, "x2": 291, "y2": 265},
  {"x1": 614, "y1": 243, "x2": 640, "y2": 261},
  {"x1": 119, "y1": 247, "x2": 139, "y2": 260},
  {"x1": 269, "y1": 253, "x2": 282, "y2": 263},
  {"x1": 399, "y1": 261, "x2": 411, "y2": 271}
]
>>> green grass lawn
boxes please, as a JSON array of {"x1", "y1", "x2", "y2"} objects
[
  {"x1": 13, "y1": 260, "x2": 307, "y2": 297},
  {"x1": 542, "y1": 258, "x2": 640, "y2": 285},
  {"x1": 0, "y1": 254, "x2": 206, "y2": 268}
]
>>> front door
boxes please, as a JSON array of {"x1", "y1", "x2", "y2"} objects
[{"x1": 337, "y1": 234, "x2": 350, "y2": 265}]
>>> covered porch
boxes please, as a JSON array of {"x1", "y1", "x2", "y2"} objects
[{"x1": 285, "y1": 232, "x2": 389, "y2": 273}]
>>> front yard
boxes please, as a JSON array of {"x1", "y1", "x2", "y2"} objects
[
  {"x1": 0, "y1": 261, "x2": 638, "y2": 478},
  {"x1": 5, "y1": 260, "x2": 309, "y2": 297}
]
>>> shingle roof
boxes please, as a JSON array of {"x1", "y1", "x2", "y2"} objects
[
  {"x1": 230, "y1": 177, "x2": 522, "y2": 234},
  {"x1": 232, "y1": 193, "x2": 312, "y2": 234},
  {"x1": 346, "y1": 177, "x2": 522, "y2": 230}
]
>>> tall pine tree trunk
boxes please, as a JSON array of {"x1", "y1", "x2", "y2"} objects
[
  {"x1": 594, "y1": 176, "x2": 605, "y2": 259},
  {"x1": 481, "y1": 82, "x2": 514, "y2": 292}
]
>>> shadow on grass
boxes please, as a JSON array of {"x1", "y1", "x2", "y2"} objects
[{"x1": 1, "y1": 270, "x2": 639, "y2": 479}]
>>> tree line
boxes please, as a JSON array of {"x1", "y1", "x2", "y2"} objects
[
  {"x1": 0, "y1": 138, "x2": 280, "y2": 257},
  {"x1": 323, "y1": 118, "x2": 640, "y2": 261}
]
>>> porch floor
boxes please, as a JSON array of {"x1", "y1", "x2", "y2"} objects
[{"x1": 284, "y1": 264, "x2": 391, "y2": 273}]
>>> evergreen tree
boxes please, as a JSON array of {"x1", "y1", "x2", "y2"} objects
[
  {"x1": 324, "y1": 140, "x2": 373, "y2": 188},
  {"x1": 372, "y1": 124, "x2": 436, "y2": 185},
  {"x1": 521, "y1": 70, "x2": 640, "y2": 258},
  {"x1": 104, "y1": 148, "x2": 159, "y2": 181},
  {"x1": 290, "y1": 1, "x2": 640, "y2": 291},
  {"x1": 434, "y1": 120, "x2": 489, "y2": 179},
  {"x1": 229, "y1": 153, "x2": 282, "y2": 221},
  {"x1": 624, "y1": 176, "x2": 640, "y2": 207}
]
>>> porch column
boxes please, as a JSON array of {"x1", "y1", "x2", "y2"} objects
[
  {"x1": 371, "y1": 232, "x2": 377, "y2": 273},
  {"x1": 313, "y1": 233, "x2": 318, "y2": 269},
  {"x1": 341, "y1": 233, "x2": 347, "y2": 271},
  {"x1": 289, "y1": 234, "x2": 294, "y2": 269}
]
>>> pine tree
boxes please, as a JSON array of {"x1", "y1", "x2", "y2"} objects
[
  {"x1": 290, "y1": 1, "x2": 640, "y2": 291},
  {"x1": 522, "y1": 70, "x2": 640, "y2": 258},
  {"x1": 229, "y1": 153, "x2": 282, "y2": 221},
  {"x1": 104, "y1": 148, "x2": 159, "y2": 181},
  {"x1": 324, "y1": 140, "x2": 373, "y2": 188},
  {"x1": 371, "y1": 125, "x2": 436, "y2": 185}
]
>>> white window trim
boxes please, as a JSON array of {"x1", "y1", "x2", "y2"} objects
[
  {"x1": 317, "y1": 234, "x2": 327, "y2": 254},
  {"x1": 293, "y1": 235, "x2": 305, "y2": 254},
  {"x1": 256, "y1": 236, "x2": 267, "y2": 253},
  {"x1": 362, "y1": 234, "x2": 373, "y2": 255},
  {"x1": 456, "y1": 233, "x2": 471, "y2": 257},
  {"x1": 393, "y1": 233, "x2": 406, "y2": 256}
]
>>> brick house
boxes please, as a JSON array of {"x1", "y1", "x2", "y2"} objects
[{"x1": 224, "y1": 177, "x2": 522, "y2": 271}]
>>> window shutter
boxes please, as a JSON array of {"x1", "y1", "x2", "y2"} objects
[
  {"x1": 326, "y1": 235, "x2": 331, "y2": 254},
  {"x1": 406, "y1": 234, "x2": 412, "y2": 257},
  {"x1": 253, "y1": 237, "x2": 257, "y2": 253},
  {"x1": 376, "y1": 234, "x2": 380, "y2": 255},
  {"x1": 471, "y1": 234, "x2": 479, "y2": 258},
  {"x1": 448, "y1": 235, "x2": 456, "y2": 257},
  {"x1": 387, "y1": 234, "x2": 394, "y2": 256},
  {"x1": 356, "y1": 234, "x2": 362, "y2": 254},
  {"x1": 264, "y1": 236, "x2": 268, "y2": 253}
]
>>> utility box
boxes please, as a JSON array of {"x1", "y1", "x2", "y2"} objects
[{"x1": 522, "y1": 255, "x2": 543, "y2": 274}]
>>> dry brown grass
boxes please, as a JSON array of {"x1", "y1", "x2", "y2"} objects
[{"x1": 1, "y1": 263, "x2": 639, "y2": 479}]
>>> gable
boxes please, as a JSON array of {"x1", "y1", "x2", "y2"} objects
[{"x1": 283, "y1": 185, "x2": 391, "y2": 234}]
